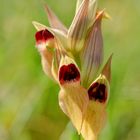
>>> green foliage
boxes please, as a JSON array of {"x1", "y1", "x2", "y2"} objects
[{"x1": 0, "y1": 0, "x2": 140, "y2": 140}]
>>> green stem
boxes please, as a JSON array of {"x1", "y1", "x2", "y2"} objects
[{"x1": 78, "y1": 135, "x2": 81, "y2": 140}]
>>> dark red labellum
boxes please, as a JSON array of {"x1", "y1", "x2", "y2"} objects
[
  {"x1": 88, "y1": 82, "x2": 107, "y2": 103},
  {"x1": 59, "y1": 64, "x2": 80, "y2": 85},
  {"x1": 35, "y1": 29, "x2": 54, "y2": 44}
]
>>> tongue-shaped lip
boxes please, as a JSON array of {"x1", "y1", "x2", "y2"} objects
[
  {"x1": 88, "y1": 82, "x2": 107, "y2": 103},
  {"x1": 59, "y1": 63, "x2": 80, "y2": 85},
  {"x1": 35, "y1": 29, "x2": 54, "y2": 44}
]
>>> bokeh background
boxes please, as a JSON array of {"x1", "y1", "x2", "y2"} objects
[{"x1": 0, "y1": 0, "x2": 140, "y2": 140}]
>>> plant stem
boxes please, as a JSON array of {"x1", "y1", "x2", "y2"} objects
[{"x1": 78, "y1": 135, "x2": 81, "y2": 140}]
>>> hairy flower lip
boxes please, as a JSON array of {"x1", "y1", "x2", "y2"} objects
[
  {"x1": 59, "y1": 63, "x2": 80, "y2": 85},
  {"x1": 88, "y1": 82, "x2": 107, "y2": 103},
  {"x1": 35, "y1": 29, "x2": 54, "y2": 45}
]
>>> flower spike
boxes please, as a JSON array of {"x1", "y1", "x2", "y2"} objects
[
  {"x1": 44, "y1": 4, "x2": 67, "y2": 34},
  {"x1": 33, "y1": 1, "x2": 113, "y2": 139}
]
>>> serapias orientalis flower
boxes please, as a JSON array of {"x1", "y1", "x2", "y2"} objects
[{"x1": 32, "y1": 0, "x2": 112, "y2": 140}]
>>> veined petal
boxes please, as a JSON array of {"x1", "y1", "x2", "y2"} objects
[
  {"x1": 102, "y1": 54, "x2": 113, "y2": 83},
  {"x1": 68, "y1": 0, "x2": 89, "y2": 52},
  {"x1": 88, "y1": 0, "x2": 97, "y2": 28},
  {"x1": 81, "y1": 11, "x2": 104, "y2": 87},
  {"x1": 76, "y1": 0, "x2": 97, "y2": 28},
  {"x1": 58, "y1": 56, "x2": 89, "y2": 133},
  {"x1": 81, "y1": 74, "x2": 109, "y2": 140},
  {"x1": 45, "y1": 4, "x2": 67, "y2": 34}
]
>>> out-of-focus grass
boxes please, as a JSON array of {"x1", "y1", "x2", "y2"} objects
[{"x1": 0, "y1": 0, "x2": 140, "y2": 140}]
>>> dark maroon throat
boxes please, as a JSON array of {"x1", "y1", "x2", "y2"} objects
[
  {"x1": 35, "y1": 29, "x2": 54, "y2": 43},
  {"x1": 88, "y1": 82, "x2": 107, "y2": 103},
  {"x1": 59, "y1": 64, "x2": 80, "y2": 85}
]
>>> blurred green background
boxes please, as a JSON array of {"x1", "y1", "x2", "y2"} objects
[{"x1": 0, "y1": 0, "x2": 140, "y2": 140}]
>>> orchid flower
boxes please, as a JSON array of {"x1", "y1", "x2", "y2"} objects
[{"x1": 33, "y1": 0, "x2": 112, "y2": 140}]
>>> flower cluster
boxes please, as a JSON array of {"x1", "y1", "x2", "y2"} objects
[{"x1": 33, "y1": 0, "x2": 112, "y2": 139}]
